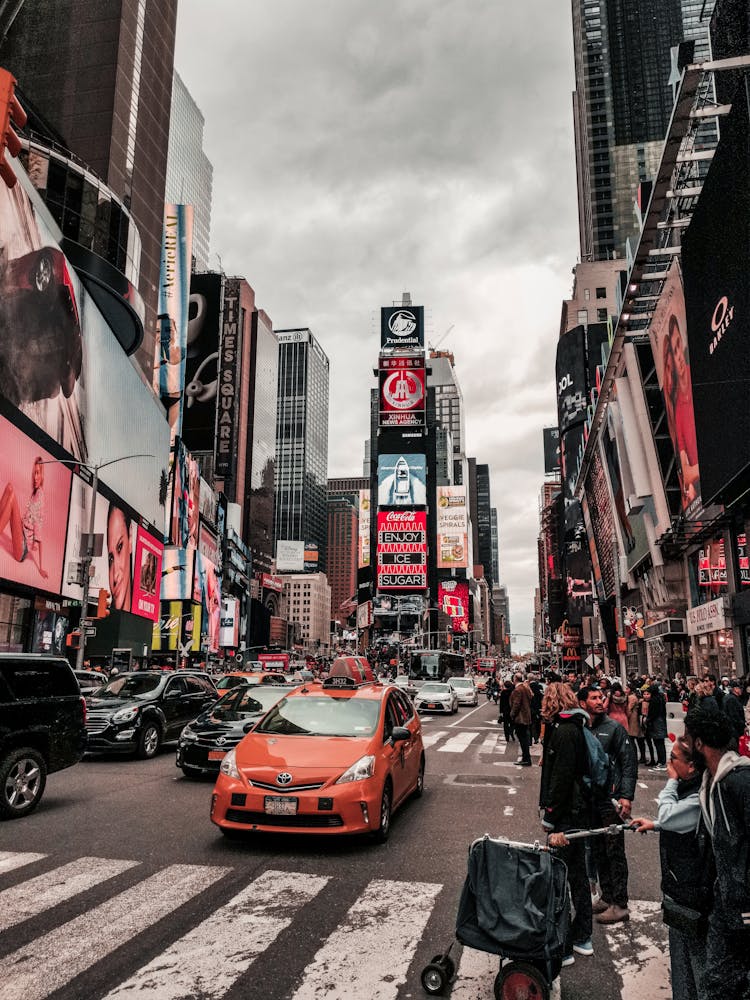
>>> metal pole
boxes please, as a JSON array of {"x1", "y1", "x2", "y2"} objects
[{"x1": 76, "y1": 465, "x2": 98, "y2": 671}]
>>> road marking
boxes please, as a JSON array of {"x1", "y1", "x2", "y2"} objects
[
  {"x1": 2, "y1": 863, "x2": 230, "y2": 1000},
  {"x1": 0, "y1": 852, "x2": 46, "y2": 875},
  {"x1": 103, "y1": 870, "x2": 330, "y2": 1000},
  {"x1": 503, "y1": 805, "x2": 514, "y2": 816},
  {"x1": 422, "y1": 730, "x2": 449, "y2": 748},
  {"x1": 292, "y1": 878, "x2": 441, "y2": 999},
  {"x1": 480, "y1": 735, "x2": 503, "y2": 752},
  {"x1": 438, "y1": 732, "x2": 481, "y2": 753},
  {"x1": 0, "y1": 856, "x2": 140, "y2": 932},
  {"x1": 638, "y1": 782, "x2": 648, "y2": 789},
  {"x1": 449, "y1": 702, "x2": 487, "y2": 727},
  {"x1": 605, "y1": 900, "x2": 669, "y2": 998}
]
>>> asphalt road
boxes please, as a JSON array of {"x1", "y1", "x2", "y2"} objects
[{"x1": 0, "y1": 697, "x2": 668, "y2": 1000}]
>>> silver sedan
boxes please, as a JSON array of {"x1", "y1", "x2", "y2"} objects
[
  {"x1": 449, "y1": 677, "x2": 479, "y2": 706},
  {"x1": 414, "y1": 682, "x2": 459, "y2": 714}
]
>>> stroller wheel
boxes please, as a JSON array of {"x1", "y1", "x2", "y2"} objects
[
  {"x1": 421, "y1": 962, "x2": 448, "y2": 995},
  {"x1": 428, "y1": 954, "x2": 456, "y2": 981},
  {"x1": 494, "y1": 961, "x2": 550, "y2": 1000}
]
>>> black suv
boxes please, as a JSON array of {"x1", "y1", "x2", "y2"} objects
[
  {"x1": 85, "y1": 671, "x2": 218, "y2": 758},
  {"x1": 0, "y1": 654, "x2": 86, "y2": 819}
]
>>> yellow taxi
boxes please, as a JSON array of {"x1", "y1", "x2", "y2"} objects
[{"x1": 210, "y1": 662, "x2": 425, "y2": 841}]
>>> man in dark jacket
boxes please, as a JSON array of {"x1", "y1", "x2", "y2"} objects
[
  {"x1": 510, "y1": 674, "x2": 533, "y2": 766},
  {"x1": 577, "y1": 685, "x2": 638, "y2": 925},
  {"x1": 684, "y1": 706, "x2": 750, "y2": 1000},
  {"x1": 723, "y1": 679, "x2": 746, "y2": 744}
]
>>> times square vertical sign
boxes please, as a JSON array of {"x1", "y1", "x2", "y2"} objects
[
  {"x1": 377, "y1": 510, "x2": 427, "y2": 590},
  {"x1": 215, "y1": 278, "x2": 241, "y2": 478}
]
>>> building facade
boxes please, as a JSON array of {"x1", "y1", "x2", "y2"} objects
[
  {"x1": 327, "y1": 498, "x2": 358, "y2": 621},
  {"x1": 281, "y1": 573, "x2": 332, "y2": 653}
]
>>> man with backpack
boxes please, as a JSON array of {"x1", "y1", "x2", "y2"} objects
[{"x1": 577, "y1": 684, "x2": 638, "y2": 925}]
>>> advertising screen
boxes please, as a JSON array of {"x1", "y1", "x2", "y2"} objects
[
  {"x1": 31, "y1": 601, "x2": 70, "y2": 654},
  {"x1": 556, "y1": 326, "x2": 588, "y2": 433},
  {"x1": 0, "y1": 178, "x2": 170, "y2": 532},
  {"x1": 160, "y1": 546, "x2": 195, "y2": 602},
  {"x1": 379, "y1": 356, "x2": 425, "y2": 427},
  {"x1": 219, "y1": 597, "x2": 240, "y2": 648},
  {"x1": 438, "y1": 580, "x2": 469, "y2": 633},
  {"x1": 436, "y1": 485, "x2": 468, "y2": 568},
  {"x1": 0, "y1": 414, "x2": 71, "y2": 594},
  {"x1": 377, "y1": 454, "x2": 427, "y2": 507},
  {"x1": 304, "y1": 542, "x2": 319, "y2": 572},
  {"x1": 215, "y1": 277, "x2": 243, "y2": 478},
  {"x1": 358, "y1": 490, "x2": 370, "y2": 568},
  {"x1": 682, "y1": 88, "x2": 750, "y2": 506},
  {"x1": 194, "y1": 548, "x2": 221, "y2": 653},
  {"x1": 380, "y1": 305, "x2": 424, "y2": 351},
  {"x1": 170, "y1": 439, "x2": 200, "y2": 549},
  {"x1": 130, "y1": 526, "x2": 163, "y2": 621},
  {"x1": 649, "y1": 261, "x2": 702, "y2": 518},
  {"x1": 183, "y1": 272, "x2": 224, "y2": 453},
  {"x1": 543, "y1": 427, "x2": 561, "y2": 474},
  {"x1": 582, "y1": 451, "x2": 616, "y2": 599},
  {"x1": 276, "y1": 539, "x2": 304, "y2": 572},
  {"x1": 376, "y1": 510, "x2": 427, "y2": 590}
]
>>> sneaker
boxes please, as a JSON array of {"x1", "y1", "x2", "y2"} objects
[
  {"x1": 649, "y1": 764, "x2": 667, "y2": 771},
  {"x1": 591, "y1": 898, "x2": 610, "y2": 914},
  {"x1": 573, "y1": 940, "x2": 594, "y2": 957},
  {"x1": 595, "y1": 904, "x2": 630, "y2": 925},
  {"x1": 561, "y1": 954, "x2": 575, "y2": 968},
  {"x1": 514, "y1": 760, "x2": 533, "y2": 767}
]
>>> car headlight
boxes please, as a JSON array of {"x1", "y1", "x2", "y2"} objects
[
  {"x1": 180, "y1": 727, "x2": 197, "y2": 744},
  {"x1": 335, "y1": 754, "x2": 376, "y2": 784},
  {"x1": 112, "y1": 706, "x2": 139, "y2": 724},
  {"x1": 219, "y1": 748, "x2": 242, "y2": 779}
]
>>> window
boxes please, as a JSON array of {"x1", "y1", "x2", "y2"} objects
[
  {"x1": 1, "y1": 659, "x2": 78, "y2": 699},
  {"x1": 577, "y1": 309, "x2": 588, "y2": 325},
  {"x1": 597, "y1": 308, "x2": 608, "y2": 322},
  {"x1": 584, "y1": 288, "x2": 590, "y2": 300},
  {"x1": 596, "y1": 287, "x2": 607, "y2": 299}
]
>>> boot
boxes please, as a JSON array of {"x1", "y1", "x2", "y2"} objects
[
  {"x1": 592, "y1": 898, "x2": 610, "y2": 914},
  {"x1": 595, "y1": 904, "x2": 630, "y2": 925}
]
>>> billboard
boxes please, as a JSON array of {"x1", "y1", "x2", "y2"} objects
[
  {"x1": 0, "y1": 415, "x2": 71, "y2": 594},
  {"x1": 276, "y1": 539, "x2": 304, "y2": 572},
  {"x1": 377, "y1": 453, "x2": 427, "y2": 507},
  {"x1": 556, "y1": 326, "x2": 588, "y2": 433},
  {"x1": 131, "y1": 526, "x2": 162, "y2": 621},
  {"x1": 160, "y1": 546, "x2": 195, "y2": 602},
  {"x1": 379, "y1": 356, "x2": 425, "y2": 427},
  {"x1": 219, "y1": 597, "x2": 240, "y2": 648},
  {"x1": 583, "y1": 451, "x2": 616, "y2": 599},
  {"x1": 380, "y1": 305, "x2": 424, "y2": 351},
  {"x1": 31, "y1": 599, "x2": 70, "y2": 655},
  {"x1": 183, "y1": 272, "x2": 224, "y2": 453},
  {"x1": 152, "y1": 600, "x2": 200, "y2": 654},
  {"x1": 543, "y1": 427, "x2": 561, "y2": 474},
  {"x1": 0, "y1": 177, "x2": 170, "y2": 531},
  {"x1": 682, "y1": 87, "x2": 750, "y2": 506},
  {"x1": 376, "y1": 510, "x2": 427, "y2": 590},
  {"x1": 215, "y1": 277, "x2": 243, "y2": 478},
  {"x1": 436, "y1": 485, "x2": 468, "y2": 568},
  {"x1": 358, "y1": 490, "x2": 371, "y2": 568},
  {"x1": 154, "y1": 204, "x2": 194, "y2": 440},
  {"x1": 649, "y1": 261, "x2": 702, "y2": 518},
  {"x1": 170, "y1": 439, "x2": 200, "y2": 550},
  {"x1": 194, "y1": 547, "x2": 221, "y2": 653},
  {"x1": 438, "y1": 580, "x2": 469, "y2": 633}
]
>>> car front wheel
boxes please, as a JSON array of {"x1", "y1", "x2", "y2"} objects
[
  {"x1": 372, "y1": 780, "x2": 393, "y2": 843},
  {"x1": 137, "y1": 721, "x2": 162, "y2": 759},
  {"x1": 413, "y1": 756, "x2": 425, "y2": 798},
  {"x1": 0, "y1": 748, "x2": 47, "y2": 819}
]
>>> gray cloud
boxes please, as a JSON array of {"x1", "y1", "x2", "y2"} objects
[{"x1": 175, "y1": 0, "x2": 578, "y2": 651}]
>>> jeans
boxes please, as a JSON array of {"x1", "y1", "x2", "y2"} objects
[
  {"x1": 637, "y1": 736, "x2": 655, "y2": 764},
  {"x1": 701, "y1": 908, "x2": 750, "y2": 1000},
  {"x1": 593, "y1": 805, "x2": 629, "y2": 908},
  {"x1": 668, "y1": 925, "x2": 706, "y2": 1000},
  {"x1": 557, "y1": 838, "x2": 593, "y2": 953},
  {"x1": 654, "y1": 738, "x2": 667, "y2": 766},
  {"x1": 515, "y1": 723, "x2": 532, "y2": 763},
  {"x1": 499, "y1": 714, "x2": 514, "y2": 742}
]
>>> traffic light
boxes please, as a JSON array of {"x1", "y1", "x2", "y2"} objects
[
  {"x1": 96, "y1": 588, "x2": 111, "y2": 619},
  {"x1": 0, "y1": 68, "x2": 27, "y2": 188},
  {"x1": 66, "y1": 630, "x2": 81, "y2": 649}
]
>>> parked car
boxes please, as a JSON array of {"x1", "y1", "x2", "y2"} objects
[
  {"x1": 211, "y1": 663, "x2": 424, "y2": 841},
  {"x1": 85, "y1": 670, "x2": 217, "y2": 758},
  {"x1": 414, "y1": 682, "x2": 459, "y2": 714},
  {"x1": 392, "y1": 675, "x2": 418, "y2": 698},
  {"x1": 0, "y1": 654, "x2": 86, "y2": 819},
  {"x1": 176, "y1": 685, "x2": 289, "y2": 779},
  {"x1": 449, "y1": 676, "x2": 479, "y2": 706},
  {"x1": 74, "y1": 669, "x2": 108, "y2": 697}
]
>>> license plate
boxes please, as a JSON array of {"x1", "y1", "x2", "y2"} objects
[
  {"x1": 208, "y1": 750, "x2": 226, "y2": 761},
  {"x1": 427, "y1": 703, "x2": 437, "y2": 709},
  {"x1": 265, "y1": 796, "x2": 298, "y2": 816}
]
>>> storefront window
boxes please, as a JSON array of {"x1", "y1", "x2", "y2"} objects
[
  {"x1": 688, "y1": 535, "x2": 728, "y2": 607},
  {"x1": 0, "y1": 593, "x2": 32, "y2": 652}
]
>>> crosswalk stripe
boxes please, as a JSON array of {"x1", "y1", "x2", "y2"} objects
[
  {"x1": 291, "y1": 878, "x2": 442, "y2": 999},
  {"x1": 0, "y1": 856, "x2": 140, "y2": 932},
  {"x1": 103, "y1": 869, "x2": 330, "y2": 1000},
  {"x1": 422, "y1": 730, "x2": 449, "y2": 748},
  {"x1": 438, "y1": 732, "x2": 480, "y2": 753},
  {"x1": 0, "y1": 851, "x2": 46, "y2": 875},
  {"x1": 2, "y1": 863, "x2": 230, "y2": 1000}
]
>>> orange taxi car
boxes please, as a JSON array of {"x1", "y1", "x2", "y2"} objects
[
  {"x1": 210, "y1": 664, "x2": 424, "y2": 841},
  {"x1": 214, "y1": 671, "x2": 287, "y2": 697}
]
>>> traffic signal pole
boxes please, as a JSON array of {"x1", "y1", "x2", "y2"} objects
[{"x1": 76, "y1": 465, "x2": 98, "y2": 672}]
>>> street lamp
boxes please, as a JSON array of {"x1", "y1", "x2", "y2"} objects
[{"x1": 43, "y1": 453, "x2": 154, "y2": 670}]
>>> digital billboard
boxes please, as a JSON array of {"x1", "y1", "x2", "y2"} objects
[
  {"x1": 194, "y1": 547, "x2": 221, "y2": 653},
  {"x1": 436, "y1": 485, "x2": 468, "y2": 568},
  {"x1": 219, "y1": 597, "x2": 240, "y2": 648},
  {"x1": 377, "y1": 454, "x2": 427, "y2": 507},
  {"x1": 215, "y1": 277, "x2": 243, "y2": 478},
  {"x1": 379, "y1": 356, "x2": 425, "y2": 427},
  {"x1": 438, "y1": 580, "x2": 469, "y2": 633},
  {"x1": 170, "y1": 439, "x2": 200, "y2": 550},
  {"x1": 376, "y1": 510, "x2": 427, "y2": 590},
  {"x1": 0, "y1": 415, "x2": 71, "y2": 594},
  {"x1": 555, "y1": 326, "x2": 588, "y2": 434},
  {"x1": 380, "y1": 305, "x2": 424, "y2": 351},
  {"x1": 160, "y1": 546, "x2": 195, "y2": 602},
  {"x1": 276, "y1": 539, "x2": 304, "y2": 572},
  {"x1": 682, "y1": 86, "x2": 750, "y2": 506},
  {"x1": 543, "y1": 427, "x2": 561, "y2": 474},
  {"x1": 649, "y1": 261, "x2": 702, "y2": 519},
  {"x1": 0, "y1": 177, "x2": 170, "y2": 531},
  {"x1": 131, "y1": 526, "x2": 162, "y2": 621},
  {"x1": 183, "y1": 272, "x2": 224, "y2": 453},
  {"x1": 358, "y1": 490, "x2": 371, "y2": 568}
]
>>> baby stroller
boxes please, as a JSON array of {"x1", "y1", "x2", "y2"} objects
[{"x1": 421, "y1": 827, "x2": 627, "y2": 999}]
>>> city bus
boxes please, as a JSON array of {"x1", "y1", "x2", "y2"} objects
[{"x1": 406, "y1": 649, "x2": 466, "y2": 685}]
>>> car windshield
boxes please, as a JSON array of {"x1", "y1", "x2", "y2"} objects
[
  {"x1": 421, "y1": 683, "x2": 450, "y2": 694},
  {"x1": 96, "y1": 674, "x2": 163, "y2": 699},
  {"x1": 216, "y1": 675, "x2": 251, "y2": 690},
  {"x1": 219, "y1": 686, "x2": 287, "y2": 715},
  {"x1": 450, "y1": 678, "x2": 472, "y2": 688},
  {"x1": 255, "y1": 695, "x2": 380, "y2": 737}
]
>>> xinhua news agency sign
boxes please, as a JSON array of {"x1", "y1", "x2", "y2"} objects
[
  {"x1": 376, "y1": 510, "x2": 427, "y2": 590},
  {"x1": 216, "y1": 279, "x2": 241, "y2": 478}
]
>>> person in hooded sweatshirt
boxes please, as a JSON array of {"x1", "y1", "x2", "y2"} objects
[
  {"x1": 539, "y1": 681, "x2": 594, "y2": 967},
  {"x1": 683, "y1": 705, "x2": 750, "y2": 1000}
]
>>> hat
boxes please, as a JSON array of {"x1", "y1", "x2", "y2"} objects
[{"x1": 730, "y1": 679, "x2": 742, "y2": 691}]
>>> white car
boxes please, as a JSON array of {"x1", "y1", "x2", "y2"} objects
[
  {"x1": 449, "y1": 677, "x2": 478, "y2": 706},
  {"x1": 414, "y1": 682, "x2": 459, "y2": 715}
]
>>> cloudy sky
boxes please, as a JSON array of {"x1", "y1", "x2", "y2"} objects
[{"x1": 174, "y1": 1, "x2": 579, "y2": 652}]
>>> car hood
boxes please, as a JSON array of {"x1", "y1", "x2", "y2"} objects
[
  {"x1": 190, "y1": 708, "x2": 262, "y2": 736},
  {"x1": 235, "y1": 733, "x2": 371, "y2": 781},
  {"x1": 87, "y1": 696, "x2": 145, "y2": 712}
]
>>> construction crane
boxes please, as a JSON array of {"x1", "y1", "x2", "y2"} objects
[{"x1": 428, "y1": 324, "x2": 454, "y2": 352}]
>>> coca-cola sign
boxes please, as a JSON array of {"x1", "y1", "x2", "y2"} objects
[{"x1": 376, "y1": 510, "x2": 427, "y2": 591}]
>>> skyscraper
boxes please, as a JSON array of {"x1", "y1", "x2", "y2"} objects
[
  {"x1": 275, "y1": 329, "x2": 330, "y2": 573},
  {"x1": 490, "y1": 508, "x2": 500, "y2": 587},
  {"x1": 427, "y1": 351, "x2": 466, "y2": 485},
  {"x1": 164, "y1": 71, "x2": 213, "y2": 271},
  {"x1": 2, "y1": 0, "x2": 179, "y2": 379},
  {"x1": 476, "y1": 464, "x2": 493, "y2": 589}
]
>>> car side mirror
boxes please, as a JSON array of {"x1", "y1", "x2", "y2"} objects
[
  {"x1": 391, "y1": 725, "x2": 410, "y2": 744},
  {"x1": 242, "y1": 720, "x2": 256, "y2": 733},
  {"x1": 164, "y1": 688, "x2": 180, "y2": 700}
]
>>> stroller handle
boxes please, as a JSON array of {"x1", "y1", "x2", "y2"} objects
[{"x1": 470, "y1": 824, "x2": 639, "y2": 856}]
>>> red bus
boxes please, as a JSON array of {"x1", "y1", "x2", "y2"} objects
[{"x1": 258, "y1": 652, "x2": 290, "y2": 673}]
